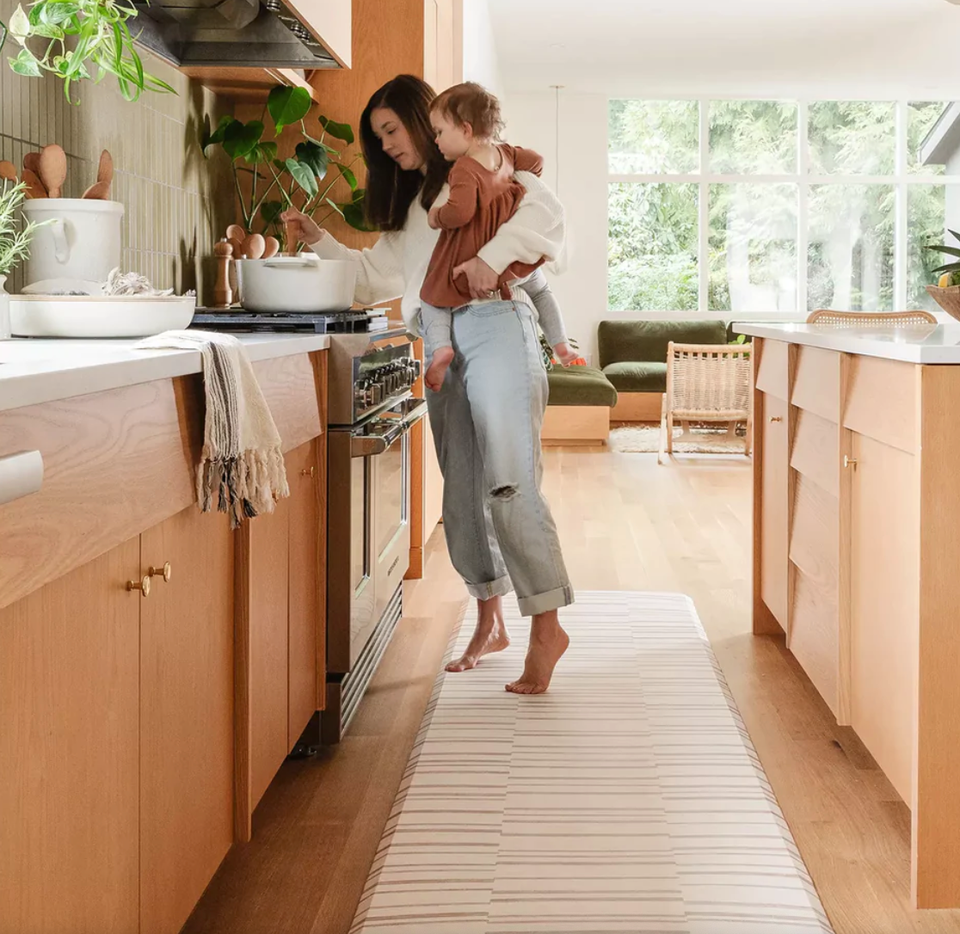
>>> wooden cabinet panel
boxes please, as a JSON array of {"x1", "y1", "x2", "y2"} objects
[
  {"x1": 0, "y1": 539, "x2": 140, "y2": 934},
  {"x1": 792, "y1": 346, "x2": 840, "y2": 422},
  {"x1": 791, "y1": 408, "x2": 839, "y2": 498},
  {"x1": 844, "y1": 356, "x2": 919, "y2": 454},
  {"x1": 756, "y1": 339, "x2": 790, "y2": 401},
  {"x1": 791, "y1": 567, "x2": 839, "y2": 715},
  {"x1": 140, "y1": 507, "x2": 235, "y2": 934},
  {"x1": 285, "y1": 0, "x2": 351, "y2": 67},
  {"x1": 850, "y1": 433, "x2": 919, "y2": 804},
  {"x1": 760, "y1": 392, "x2": 790, "y2": 628},
  {"x1": 288, "y1": 440, "x2": 321, "y2": 747}
]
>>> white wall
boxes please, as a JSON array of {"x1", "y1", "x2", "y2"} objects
[
  {"x1": 461, "y1": 0, "x2": 502, "y2": 98},
  {"x1": 503, "y1": 92, "x2": 609, "y2": 365}
]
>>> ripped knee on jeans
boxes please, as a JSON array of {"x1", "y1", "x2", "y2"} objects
[{"x1": 489, "y1": 483, "x2": 519, "y2": 501}]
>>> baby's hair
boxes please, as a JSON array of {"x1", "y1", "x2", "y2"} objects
[{"x1": 431, "y1": 82, "x2": 504, "y2": 140}]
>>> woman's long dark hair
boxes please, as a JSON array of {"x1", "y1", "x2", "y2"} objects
[{"x1": 360, "y1": 74, "x2": 451, "y2": 231}]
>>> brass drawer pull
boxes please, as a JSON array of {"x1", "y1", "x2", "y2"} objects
[
  {"x1": 127, "y1": 575, "x2": 151, "y2": 597},
  {"x1": 301, "y1": 466, "x2": 316, "y2": 478},
  {"x1": 769, "y1": 416, "x2": 782, "y2": 423},
  {"x1": 148, "y1": 562, "x2": 172, "y2": 583},
  {"x1": 844, "y1": 455, "x2": 858, "y2": 470}
]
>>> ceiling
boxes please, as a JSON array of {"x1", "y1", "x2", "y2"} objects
[{"x1": 486, "y1": 0, "x2": 960, "y2": 97}]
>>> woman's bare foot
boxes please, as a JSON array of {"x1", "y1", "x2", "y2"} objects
[
  {"x1": 425, "y1": 346, "x2": 455, "y2": 392},
  {"x1": 506, "y1": 611, "x2": 570, "y2": 695},
  {"x1": 446, "y1": 596, "x2": 511, "y2": 672}
]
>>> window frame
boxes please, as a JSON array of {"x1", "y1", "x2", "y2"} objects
[{"x1": 608, "y1": 98, "x2": 952, "y2": 319}]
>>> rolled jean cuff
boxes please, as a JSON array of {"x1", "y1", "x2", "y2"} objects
[
  {"x1": 465, "y1": 574, "x2": 513, "y2": 602},
  {"x1": 518, "y1": 584, "x2": 575, "y2": 617}
]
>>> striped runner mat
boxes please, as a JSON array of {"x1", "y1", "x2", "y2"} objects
[{"x1": 350, "y1": 591, "x2": 834, "y2": 934}]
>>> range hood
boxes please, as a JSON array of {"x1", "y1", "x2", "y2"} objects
[{"x1": 132, "y1": 0, "x2": 341, "y2": 69}]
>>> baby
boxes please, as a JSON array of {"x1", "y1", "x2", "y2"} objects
[{"x1": 420, "y1": 81, "x2": 577, "y2": 392}]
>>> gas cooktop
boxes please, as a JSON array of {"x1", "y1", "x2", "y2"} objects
[{"x1": 190, "y1": 308, "x2": 392, "y2": 334}]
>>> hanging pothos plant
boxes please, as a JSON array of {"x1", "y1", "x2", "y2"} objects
[
  {"x1": 202, "y1": 85, "x2": 375, "y2": 238},
  {"x1": 0, "y1": 0, "x2": 175, "y2": 102}
]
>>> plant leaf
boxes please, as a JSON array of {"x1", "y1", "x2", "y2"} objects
[
  {"x1": 324, "y1": 197, "x2": 344, "y2": 218},
  {"x1": 286, "y1": 156, "x2": 319, "y2": 197},
  {"x1": 260, "y1": 201, "x2": 284, "y2": 226},
  {"x1": 295, "y1": 141, "x2": 328, "y2": 179},
  {"x1": 925, "y1": 244, "x2": 960, "y2": 259},
  {"x1": 248, "y1": 141, "x2": 278, "y2": 164},
  {"x1": 9, "y1": 5, "x2": 30, "y2": 44},
  {"x1": 342, "y1": 196, "x2": 376, "y2": 232},
  {"x1": 319, "y1": 115, "x2": 354, "y2": 144},
  {"x1": 931, "y1": 262, "x2": 960, "y2": 274},
  {"x1": 268, "y1": 86, "x2": 312, "y2": 135},
  {"x1": 202, "y1": 114, "x2": 233, "y2": 152},
  {"x1": 333, "y1": 163, "x2": 358, "y2": 190},
  {"x1": 223, "y1": 120, "x2": 264, "y2": 160},
  {"x1": 39, "y1": 2, "x2": 79, "y2": 26},
  {"x1": 9, "y1": 46, "x2": 41, "y2": 76}
]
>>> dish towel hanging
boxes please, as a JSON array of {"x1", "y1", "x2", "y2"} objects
[{"x1": 134, "y1": 330, "x2": 289, "y2": 527}]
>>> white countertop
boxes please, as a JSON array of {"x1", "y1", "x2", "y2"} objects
[
  {"x1": 0, "y1": 333, "x2": 331, "y2": 412},
  {"x1": 734, "y1": 321, "x2": 960, "y2": 364}
]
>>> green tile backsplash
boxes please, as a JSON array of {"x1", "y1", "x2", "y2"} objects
[{"x1": 0, "y1": 1, "x2": 235, "y2": 301}]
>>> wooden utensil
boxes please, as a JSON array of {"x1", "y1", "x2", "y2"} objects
[
  {"x1": 213, "y1": 240, "x2": 234, "y2": 307},
  {"x1": 262, "y1": 236, "x2": 280, "y2": 259},
  {"x1": 241, "y1": 233, "x2": 265, "y2": 260},
  {"x1": 0, "y1": 161, "x2": 18, "y2": 183},
  {"x1": 23, "y1": 152, "x2": 40, "y2": 175},
  {"x1": 97, "y1": 149, "x2": 113, "y2": 187},
  {"x1": 226, "y1": 224, "x2": 246, "y2": 243},
  {"x1": 228, "y1": 237, "x2": 244, "y2": 259},
  {"x1": 283, "y1": 219, "x2": 298, "y2": 256},
  {"x1": 38, "y1": 144, "x2": 67, "y2": 199},
  {"x1": 21, "y1": 168, "x2": 47, "y2": 199},
  {"x1": 81, "y1": 181, "x2": 110, "y2": 200}
]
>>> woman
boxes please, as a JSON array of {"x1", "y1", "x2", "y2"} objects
[{"x1": 281, "y1": 75, "x2": 572, "y2": 695}]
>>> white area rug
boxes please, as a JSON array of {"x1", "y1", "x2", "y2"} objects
[
  {"x1": 350, "y1": 592, "x2": 834, "y2": 934},
  {"x1": 610, "y1": 425, "x2": 749, "y2": 455}
]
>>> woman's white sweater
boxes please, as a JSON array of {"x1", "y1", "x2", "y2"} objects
[{"x1": 310, "y1": 171, "x2": 566, "y2": 335}]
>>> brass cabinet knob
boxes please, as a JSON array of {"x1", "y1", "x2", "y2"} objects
[
  {"x1": 769, "y1": 416, "x2": 782, "y2": 423},
  {"x1": 844, "y1": 455, "x2": 858, "y2": 470},
  {"x1": 148, "y1": 562, "x2": 172, "y2": 583},
  {"x1": 127, "y1": 575, "x2": 151, "y2": 597},
  {"x1": 301, "y1": 466, "x2": 316, "y2": 478}
]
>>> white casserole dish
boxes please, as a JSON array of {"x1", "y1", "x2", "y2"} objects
[
  {"x1": 237, "y1": 255, "x2": 357, "y2": 314},
  {"x1": 10, "y1": 295, "x2": 196, "y2": 338}
]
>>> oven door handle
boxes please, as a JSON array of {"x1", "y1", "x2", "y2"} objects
[
  {"x1": 350, "y1": 422, "x2": 404, "y2": 457},
  {"x1": 401, "y1": 398, "x2": 428, "y2": 427}
]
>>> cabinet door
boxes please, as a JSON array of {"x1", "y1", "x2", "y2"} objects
[
  {"x1": 288, "y1": 440, "x2": 321, "y2": 747},
  {"x1": 760, "y1": 392, "x2": 790, "y2": 628},
  {"x1": 140, "y1": 507, "x2": 235, "y2": 934},
  {"x1": 248, "y1": 496, "x2": 290, "y2": 809},
  {"x1": 849, "y1": 432, "x2": 920, "y2": 804},
  {"x1": 0, "y1": 538, "x2": 140, "y2": 934}
]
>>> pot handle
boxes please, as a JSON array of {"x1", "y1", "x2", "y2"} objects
[
  {"x1": 49, "y1": 218, "x2": 69, "y2": 265},
  {"x1": 263, "y1": 258, "x2": 316, "y2": 269}
]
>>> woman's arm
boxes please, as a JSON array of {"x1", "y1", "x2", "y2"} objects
[{"x1": 310, "y1": 229, "x2": 405, "y2": 306}]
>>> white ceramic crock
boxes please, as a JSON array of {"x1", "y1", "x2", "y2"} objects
[
  {"x1": 21, "y1": 199, "x2": 124, "y2": 288},
  {"x1": 237, "y1": 255, "x2": 357, "y2": 314}
]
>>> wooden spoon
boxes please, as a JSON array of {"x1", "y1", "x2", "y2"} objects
[
  {"x1": 241, "y1": 233, "x2": 265, "y2": 260},
  {"x1": 226, "y1": 224, "x2": 246, "y2": 243},
  {"x1": 23, "y1": 152, "x2": 40, "y2": 175},
  {"x1": 21, "y1": 168, "x2": 47, "y2": 199},
  {"x1": 97, "y1": 149, "x2": 113, "y2": 187},
  {"x1": 228, "y1": 237, "x2": 244, "y2": 259},
  {"x1": 81, "y1": 180, "x2": 110, "y2": 200},
  {"x1": 0, "y1": 161, "x2": 18, "y2": 183},
  {"x1": 38, "y1": 144, "x2": 67, "y2": 199}
]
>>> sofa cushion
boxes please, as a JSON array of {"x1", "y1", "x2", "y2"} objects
[
  {"x1": 546, "y1": 366, "x2": 618, "y2": 407},
  {"x1": 603, "y1": 361, "x2": 667, "y2": 393},
  {"x1": 598, "y1": 319, "x2": 728, "y2": 367}
]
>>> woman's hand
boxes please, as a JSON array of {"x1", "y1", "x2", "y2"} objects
[
  {"x1": 452, "y1": 256, "x2": 499, "y2": 300},
  {"x1": 279, "y1": 207, "x2": 324, "y2": 247},
  {"x1": 427, "y1": 206, "x2": 442, "y2": 230}
]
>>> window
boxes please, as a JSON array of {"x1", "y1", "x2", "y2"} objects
[{"x1": 608, "y1": 99, "x2": 959, "y2": 315}]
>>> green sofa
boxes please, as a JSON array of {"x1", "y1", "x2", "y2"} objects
[
  {"x1": 542, "y1": 365, "x2": 618, "y2": 444},
  {"x1": 597, "y1": 319, "x2": 742, "y2": 420}
]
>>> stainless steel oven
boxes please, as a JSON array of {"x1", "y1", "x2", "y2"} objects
[{"x1": 323, "y1": 331, "x2": 424, "y2": 743}]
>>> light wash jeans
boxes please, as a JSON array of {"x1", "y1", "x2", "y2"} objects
[{"x1": 422, "y1": 298, "x2": 574, "y2": 616}]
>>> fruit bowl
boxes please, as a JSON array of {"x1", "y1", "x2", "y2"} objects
[{"x1": 926, "y1": 285, "x2": 960, "y2": 322}]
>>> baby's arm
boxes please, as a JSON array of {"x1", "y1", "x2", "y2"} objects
[
  {"x1": 505, "y1": 144, "x2": 544, "y2": 177},
  {"x1": 431, "y1": 161, "x2": 481, "y2": 230}
]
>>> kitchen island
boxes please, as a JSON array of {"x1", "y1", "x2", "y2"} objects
[
  {"x1": 738, "y1": 321, "x2": 960, "y2": 909},
  {"x1": 0, "y1": 334, "x2": 330, "y2": 934}
]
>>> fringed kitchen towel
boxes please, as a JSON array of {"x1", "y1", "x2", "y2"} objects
[{"x1": 134, "y1": 330, "x2": 289, "y2": 528}]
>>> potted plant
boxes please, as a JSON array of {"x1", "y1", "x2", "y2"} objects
[
  {"x1": 0, "y1": 0, "x2": 174, "y2": 103},
  {"x1": 924, "y1": 231, "x2": 960, "y2": 321},
  {"x1": 0, "y1": 178, "x2": 45, "y2": 338},
  {"x1": 201, "y1": 85, "x2": 374, "y2": 249}
]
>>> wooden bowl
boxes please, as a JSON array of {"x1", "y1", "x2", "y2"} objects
[{"x1": 926, "y1": 285, "x2": 960, "y2": 322}]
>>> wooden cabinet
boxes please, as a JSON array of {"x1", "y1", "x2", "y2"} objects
[
  {"x1": 0, "y1": 539, "x2": 141, "y2": 934},
  {"x1": 139, "y1": 507, "x2": 236, "y2": 934},
  {"x1": 759, "y1": 391, "x2": 790, "y2": 629}
]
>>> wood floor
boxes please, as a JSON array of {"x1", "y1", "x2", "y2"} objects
[{"x1": 183, "y1": 447, "x2": 960, "y2": 934}]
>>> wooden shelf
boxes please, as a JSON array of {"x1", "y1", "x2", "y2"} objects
[{"x1": 181, "y1": 66, "x2": 320, "y2": 103}]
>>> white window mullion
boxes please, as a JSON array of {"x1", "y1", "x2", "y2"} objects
[
  {"x1": 798, "y1": 100, "x2": 809, "y2": 316},
  {"x1": 895, "y1": 99, "x2": 909, "y2": 310},
  {"x1": 698, "y1": 99, "x2": 710, "y2": 312}
]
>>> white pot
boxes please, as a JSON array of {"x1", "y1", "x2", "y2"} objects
[
  {"x1": 237, "y1": 255, "x2": 356, "y2": 314},
  {"x1": 0, "y1": 275, "x2": 9, "y2": 340},
  {"x1": 21, "y1": 199, "x2": 124, "y2": 288}
]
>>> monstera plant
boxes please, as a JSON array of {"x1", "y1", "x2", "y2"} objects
[
  {"x1": 0, "y1": 0, "x2": 174, "y2": 102},
  {"x1": 202, "y1": 85, "x2": 373, "y2": 240}
]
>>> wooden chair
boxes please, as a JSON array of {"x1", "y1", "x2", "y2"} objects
[
  {"x1": 806, "y1": 309, "x2": 937, "y2": 327},
  {"x1": 658, "y1": 342, "x2": 753, "y2": 464}
]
